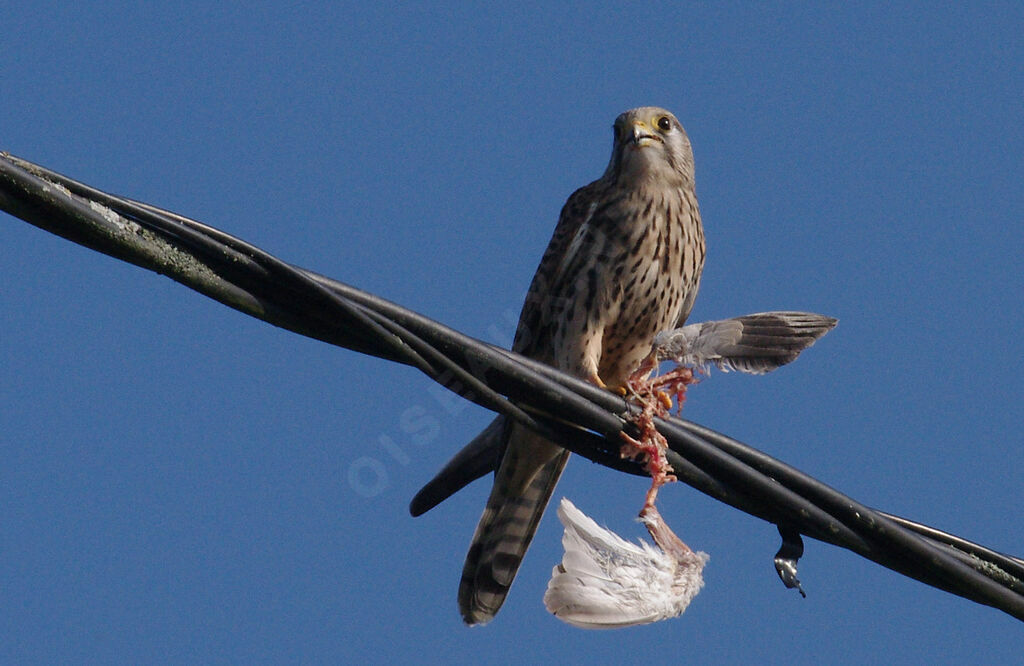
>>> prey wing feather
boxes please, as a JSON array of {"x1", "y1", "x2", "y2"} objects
[
  {"x1": 653, "y1": 311, "x2": 837, "y2": 374},
  {"x1": 544, "y1": 499, "x2": 707, "y2": 629}
]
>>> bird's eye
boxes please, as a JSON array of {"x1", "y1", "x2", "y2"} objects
[{"x1": 657, "y1": 116, "x2": 672, "y2": 131}]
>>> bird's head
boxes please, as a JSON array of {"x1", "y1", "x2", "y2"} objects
[{"x1": 604, "y1": 107, "x2": 695, "y2": 186}]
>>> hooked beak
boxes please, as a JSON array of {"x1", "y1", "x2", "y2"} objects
[{"x1": 626, "y1": 121, "x2": 659, "y2": 147}]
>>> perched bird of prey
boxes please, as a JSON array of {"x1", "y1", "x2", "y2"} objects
[{"x1": 443, "y1": 107, "x2": 707, "y2": 625}]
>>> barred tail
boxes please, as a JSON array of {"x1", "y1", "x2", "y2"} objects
[{"x1": 458, "y1": 424, "x2": 568, "y2": 625}]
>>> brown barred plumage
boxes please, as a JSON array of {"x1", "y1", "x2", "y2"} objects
[{"x1": 458, "y1": 107, "x2": 706, "y2": 625}]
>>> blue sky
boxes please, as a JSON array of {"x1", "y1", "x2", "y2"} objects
[{"x1": 2, "y1": 3, "x2": 1022, "y2": 663}]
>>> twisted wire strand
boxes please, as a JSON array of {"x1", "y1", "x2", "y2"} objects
[{"x1": 2, "y1": 152, "x2": 1021, "y2": 621}]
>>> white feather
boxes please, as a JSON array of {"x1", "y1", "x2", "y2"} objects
[{"x1": 543, "y1": 498, "x2": 708, "y2": 629}]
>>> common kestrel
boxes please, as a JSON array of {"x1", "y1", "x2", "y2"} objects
[{"x1": 453, "y1": 106, "x2": 707, "y2": 625}]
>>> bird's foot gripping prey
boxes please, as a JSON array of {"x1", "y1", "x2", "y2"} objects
[
  {"x1": 619, "y1": 363, "x2": 701, "y2": 510},
  {"x1": 617, "y1": 311, "x2": 838, "y2": 511},
  {"x1": 542, "y1": 316, "x2": 836, "y2": 629}
]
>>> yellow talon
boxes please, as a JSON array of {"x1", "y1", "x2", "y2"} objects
[{"x1": 587, "y1": 372, "x2": 626, "y2": 395}]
